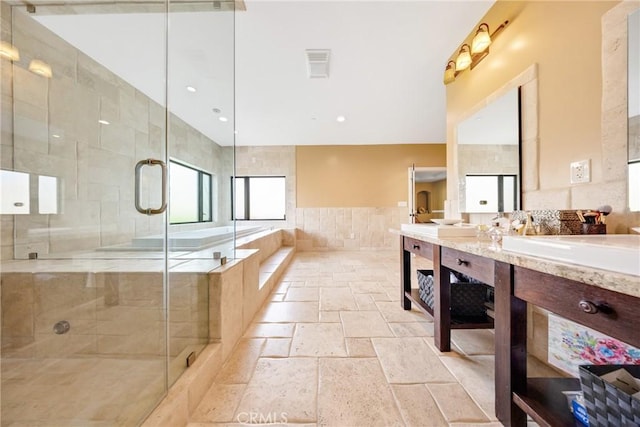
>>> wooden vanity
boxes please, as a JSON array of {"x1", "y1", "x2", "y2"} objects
[{"x1": 399, "y1": 231, "x2": 640, "y2": 427}]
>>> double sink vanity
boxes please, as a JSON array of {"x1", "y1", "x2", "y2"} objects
[{"x1": 397, "y1": 224, "x2": 640, "y2": 426}]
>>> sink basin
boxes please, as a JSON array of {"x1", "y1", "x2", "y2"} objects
[
  {"x1": 400, "y1": 223, "x2": 477, "y2": 238},
  {"x1": 501, "y1": 234, "x2": 640, "y2": 276}
]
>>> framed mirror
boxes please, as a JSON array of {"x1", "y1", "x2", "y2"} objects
[
  {"x1": 456, "y1": 87, "x2": 522, "y2": 213},
  {"x1": 629, "y1": 8, "x2": 639, "y2": 211}
]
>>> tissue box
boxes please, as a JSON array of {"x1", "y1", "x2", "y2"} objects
[
  {"x1": 572, "y1": 398, "x2": 590, "y2": 426},
  {"x1": 579, "y1": 365, "x2": 640, "y2": 426}
]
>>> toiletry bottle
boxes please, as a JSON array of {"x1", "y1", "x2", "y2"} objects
[
  {"x1": 522, "y1": 212, "x2": 537, "y2": 236},
  {"x1": 488, "y1": 220, "x2": 503, "y2": 245}
]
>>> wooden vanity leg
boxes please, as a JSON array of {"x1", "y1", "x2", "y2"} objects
[
  {"x1": 433, "y1": 246, "x2": 451, "y2": 352},
  {"x1": 401, "y1": 237, "x2": 412, "y2": 310},
  {"x1": 494, "y1": 261, "x2": 527, "y2": 427}
]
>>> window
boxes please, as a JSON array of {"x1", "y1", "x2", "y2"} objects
[
  {"x1": 232, "y1": 176, "x2": 286, "y2": 220},
  {"x1": 169, "y1": 161, "x2": 212, "y2": 224}
]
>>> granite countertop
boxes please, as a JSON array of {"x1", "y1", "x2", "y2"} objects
[{"x1": 394, "y1": 228, "x2": 640, "y2": 299}]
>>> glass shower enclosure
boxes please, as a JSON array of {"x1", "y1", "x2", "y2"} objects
[{"x1": 0, "y1": 1, "x2": 235, "y2": 425}]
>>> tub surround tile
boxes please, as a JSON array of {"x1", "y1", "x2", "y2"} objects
[
  {"x1": 242, "y1": 323, "x2": 295, "y2": 338},
  {"x1": 215, "y1": 339, "x2": 265, "y2": 385}
]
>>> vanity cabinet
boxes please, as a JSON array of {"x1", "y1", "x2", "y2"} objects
[
  {"x1": 400, "y1": 236, "x2": 494, "y2": 352},
  {"x1": 398, "y1": 231, "x2": 640, "y2": 427}
]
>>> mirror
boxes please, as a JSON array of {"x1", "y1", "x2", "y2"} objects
[
  {"x1": 629, "y1": 9, "x2": 640, "y2": 211},
  {"x1": 456, "y1": 87, "x2": 521, "y2": 213},
  {"x1": 409, "y1": 167, "x2": 446, "y2": 223}
]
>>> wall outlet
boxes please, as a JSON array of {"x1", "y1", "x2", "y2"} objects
[{"x1": 570, "y1": 159, "x2": 591, "y2": 184}]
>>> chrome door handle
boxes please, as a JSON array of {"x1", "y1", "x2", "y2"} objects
[{"x1": 135, "y1": 159, "x2": 167, "y2": 215}]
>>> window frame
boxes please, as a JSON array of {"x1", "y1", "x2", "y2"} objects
[
  {"x1": 231, "y1": 175, "x2": 286, "y2": 221},
  {"x1": 169, "y1": 160, "x2": 213, "y2": 225}
]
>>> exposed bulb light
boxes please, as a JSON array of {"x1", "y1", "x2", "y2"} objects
[
  {"x1": 219, "y1": 116, "x2": 228, "y2": 122},
  {"x1": 0, "y1": 41, "x2": 20, "y2": 61},
  {"x1": 28, "y1": 59, "x2": 52, "y2": 78},
  {"x1": 455, "y1": 44, "x2": 472, "y2": 71},
  {"x1": 336, "y1": 115, "x2": 346, "y2": 122},
  {"x1": 443, "y1": 61, "x2": 456, "y2": 85},
  {"x1": 471, "y1": 23, "x2": 492, "y2": 54},
  {"x1": 98, "y1": 119, "x2": 110, "y2": 125},
  {"x1": 186, "y1": 86, "x2": 197, "y2": 93}
]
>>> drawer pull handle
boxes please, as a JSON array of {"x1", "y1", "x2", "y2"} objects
[
  {"x1": 456, "y1": 258, "x2": 468, "y2": 266},
  {"x1": 413, "y1": 244, "x2": 420, "y2": 250},
  {"x1": 578, "y1": 300, "x2": 598, "y2": 314}
]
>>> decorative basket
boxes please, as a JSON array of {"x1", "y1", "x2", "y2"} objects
[
  {"x1": 579, "y1": 364, "x2": 640, "y2": 427},
  {"x1": 416, "y1": 269, "x2": 490, "y2": 317}
]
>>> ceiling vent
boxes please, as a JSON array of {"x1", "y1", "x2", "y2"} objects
[{"x1": 305, "y1": 49, "x2": 330, "y2": 78}]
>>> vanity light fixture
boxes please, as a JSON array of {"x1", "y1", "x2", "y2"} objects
[
  {"x1": 28, "y1": 59, "x2": 52, "y2": 78},
  {"x1": 471, "y1": 23, "x2": 492, "y2": 54},
  {"x1": 443, "y1": 20, "x2": 509, "y2": 85},
  {"x1": 455, "y1": 44, "x2": 472, "y2": 71},
  {"x1": 0, "y1": 41, "x2": 20, "y2": 61},
  {"x1": 443, "y1": 61, "x2": 456, "y2": 84}
]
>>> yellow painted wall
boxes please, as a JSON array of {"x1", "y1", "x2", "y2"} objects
[
  {"x1": 446, "y1": 1, "x2": 617, "y2": 196},
  {"x1": 415, "y1": 180, "x2": 446, "y2": 211},
  {"x1": 296, "y1": 144, "x2": 446, "y2": 207}
]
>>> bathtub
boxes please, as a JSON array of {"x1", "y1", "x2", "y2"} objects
[{"x1": 99, "y1": 225, "x2": 266, "y2": 251}]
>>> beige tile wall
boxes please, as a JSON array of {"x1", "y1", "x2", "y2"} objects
[{"x1": 2, "y1": 9, "x2": 233, "y2": 260}]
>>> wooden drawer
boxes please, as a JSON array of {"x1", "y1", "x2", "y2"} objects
[
  {"x1": 441, "y1": 247, "x2": 494, "y2": 285},
  {"x1": 403, "y1": 237, "x2": 433, "y2": 260},
  {"x1": 514, "y1": 266, "x2": 640, "y2": 348}
]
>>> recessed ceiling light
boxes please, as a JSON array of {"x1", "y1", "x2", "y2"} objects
[
  {"x1": 219, "y1": 116, "x2": 228, "y2": 122},
  {"x1": 186, "y1": 86, "x2": 197, "y2": 93},
  {"x1": 98, "y1": 119, "x2": 110, "y2": 125},
  {"x1": 52, "y1": 134, "x2": 61, "y2": 138},
  {"x1": 336, "y1": 115, "x2": 346, "y2": 122},
  {"x1": 212, "y1": 108, "x2": 221, "y2": 114}
]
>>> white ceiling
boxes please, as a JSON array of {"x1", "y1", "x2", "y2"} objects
[{"x1": 34, "y1": 0, "x2": 494, "y2": 147}]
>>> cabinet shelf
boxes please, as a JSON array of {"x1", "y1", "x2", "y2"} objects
[
  {"x1": 406, "y1": 289, "x2": 494, "y2": 329},
  {"x1": 512, "y1": 377, "x2": 583, "y2": 427}
]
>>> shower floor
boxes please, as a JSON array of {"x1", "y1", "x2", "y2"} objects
[{"x1": 1, "y1": 356, "x2": 165, "y2": 426}]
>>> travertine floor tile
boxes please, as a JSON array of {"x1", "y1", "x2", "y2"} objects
[
  {"x1": 319, "y1": 311, "x2": 341, "y2": 322},
  {"x1": 388, "y1": 321, "x2": 434, "y2": 337},
  {"x1": 376, "y1": 301, "x2": 425, "y2": 322},
  {"x1": 451, "y1": 329, "x2": 495, "y2": 356},
  {"x1": 290, "y1": 323, "x2": 347, "y2": 357},
  {"x1": 353, "y1": 293, "x2": 378, "y2": 310},
  {"x1": 439, "y1": 354, "x2": 497, "y2": 420},
  {"x1": 284, "y1": 287, "x2": 319, "y2": 302},
  {"x1": 192, "y1": 383, "x2": 246, "y2": 423},
  {"x1": 319, "y1": 287, "x2": 357, "y2": 311},
  {"x1": 215, "y1": 339, "x2": 265, "y2": 384},
  {"x1": 426, "y1": 383, "x2": 490, "y2": 423},
  {"x1": 372, "y1": 337, "x2": 456, "y2": 383},
  {"x1": 243, "y1": 323, "x2": 295, "y2": 338},
  {"x1": 340, "y1": 311, "x2": 393, "y2": 337},
  {"x1": 256, "y1": 302, "x2": 319, "y2": 323},
  {"x1": 391, "y1": 384, "x2": 448, "y2": 427},
  {"x1": 261, "y1": 338, "x2": 291, "y2": 357},
  {"x1": 349, "y1": 281, "x2": 387, "y2": 294},
  {"x1": 317, "y1": 358, "x2": 403, "y2": 426},
  {"x1": 235, "y1": 358, "x2": 318, "y2": 423},
  {"x1": 345, "y1": 338, "x2": 376, "y2": 357}
]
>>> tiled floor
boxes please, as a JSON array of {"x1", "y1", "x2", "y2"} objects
[{"x1": 190, "y1": 250, "x2": 550, "y2": 427}]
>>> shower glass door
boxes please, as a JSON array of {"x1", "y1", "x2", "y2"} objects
[{"x1": 0, "y1": 1, "x2": 171, "y2": 425}]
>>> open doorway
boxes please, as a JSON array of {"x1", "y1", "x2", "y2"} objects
[{"x1": 408, "y1": 167, "x2": 446, "y2": 223}]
